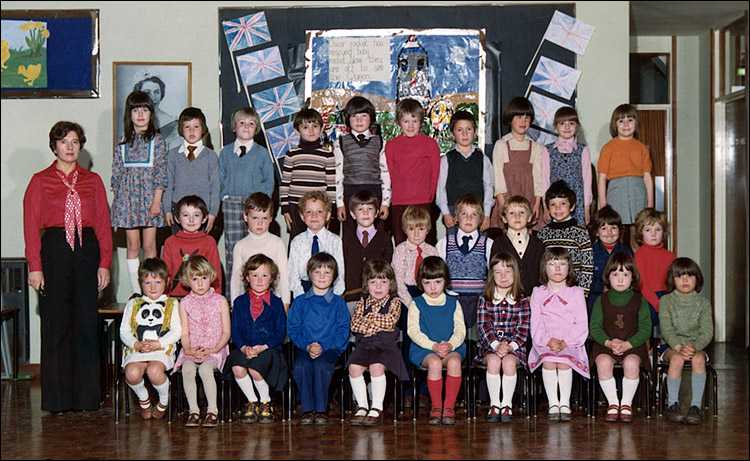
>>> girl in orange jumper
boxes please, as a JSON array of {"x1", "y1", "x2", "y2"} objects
[{"x1": 597, "y1": 104, "x2": 653, "y2": 248}]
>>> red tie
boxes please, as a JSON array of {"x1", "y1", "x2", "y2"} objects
[
  {"x1": 187, "y1": 145, "x2": 196, "y2": 161},
  {"x1": 56, "y1": 169, "x2": 82, "y2": 251},
  {"x1": 414, "y1": 246, "x2": 423, "y2": 280}
]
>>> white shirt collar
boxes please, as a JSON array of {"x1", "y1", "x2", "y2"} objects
[
  {"x1": 179, "y1": 139, "x2": 204, "y2": 157},
  {"x1": 234, "y1": 139, "x2": 255, "y2": 156}
]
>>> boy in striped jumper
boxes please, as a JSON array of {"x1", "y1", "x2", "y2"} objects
[
  {"x1": 280, "y1": 108, "x2": 337, "y2": 240},
  {"x1": 436, "y1": 194, "x2": 493, "y2": 328},
  {"x1": 536, "y1": 180, "x2": 593, "y2": 296}
]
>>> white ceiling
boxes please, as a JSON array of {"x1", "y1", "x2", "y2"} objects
[{"x1": 630, "y1": 1, "x2": 747, "y2": 35}]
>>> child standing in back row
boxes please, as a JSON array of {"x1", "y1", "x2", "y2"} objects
[
  {"x1": 334, "y1": 96, "x2": 391, "y2": 235},
  {"x1": 597, "y1": 104, "x2": 653, "y2": 248},
  {"x1": 111, "y1": 91, "x2": 169, "y2": 293},
  {"x1": 541, "y1": 106, "x2": 592, "y2": 227},
  {"x1": 219, "y1": 107, "x2": 274, "y2": 296},
  {"x1": 436, "y1": 110, "x2": 494, "y2": 233},
  {"x1": 385, "y1": 98, "x2": 441, "y2": 246},
  {"x1": 280, "y1": 108, "x2": 337, "y2": 240},
  {"x1": 492, "y1": 97, "x2": 544, "y2": 229},
  {"x1": 163, "y1": 107, "x2": 220, "y2": 236}
]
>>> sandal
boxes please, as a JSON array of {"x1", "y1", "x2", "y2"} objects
[
  {"x1": 605, "y1": 404, "x2": 620, "y2": 422},
  {"x1": 428, "y1": 408, "x2": 442, "y2": 425},
  {"x1": 351, "y1": 407, "x2": 369, "y2": 426},
  {"x1": 138, "y1": 398, "x2": 152, "y2": 420},
  {"x1": 185, "y1": 412, "x2": 201, "y2": 427}
]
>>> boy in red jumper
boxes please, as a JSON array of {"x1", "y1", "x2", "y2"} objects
[{"x1": 385, "y1": 98, "x2": 441, "y2": 246}]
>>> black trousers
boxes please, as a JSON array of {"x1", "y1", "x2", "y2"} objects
[{"x1": 39, "y1": 227, "x2": 101, "y2": 412}]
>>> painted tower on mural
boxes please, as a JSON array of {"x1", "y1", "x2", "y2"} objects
[{"x1": 396, "y1": 35, "x2": 430, "y2": 107}]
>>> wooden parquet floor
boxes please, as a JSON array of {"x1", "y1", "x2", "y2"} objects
[{"x1": 2, "y1": 343, "x2": 748, "y2": 460}]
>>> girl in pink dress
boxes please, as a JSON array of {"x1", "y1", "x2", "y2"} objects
[
  {"x1": 529, "y1": 247, "x2": 589, "y2": 422},
  {"x1": 173, "y1": 256, "x2": 230, "y2": 428}
]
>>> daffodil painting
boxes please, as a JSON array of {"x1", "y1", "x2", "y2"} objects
[{"x1": 1, "y1": 19, "x2": 49, "y2": 88}]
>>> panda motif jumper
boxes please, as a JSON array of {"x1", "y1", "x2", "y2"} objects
[{"x1": 120, "y1": 294, "x2": 182, "y2": 370}]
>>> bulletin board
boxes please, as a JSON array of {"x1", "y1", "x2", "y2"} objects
[{"x1": 218, "y1": 3, "x2": 577, "y2": 159}]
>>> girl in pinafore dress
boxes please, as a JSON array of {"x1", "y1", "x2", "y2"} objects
[
  {"x1": 347, "y1": 260, "x2": 410, "y2": 426},
  {"x1": 111, "y1": 91, "x2": 169, "y2": 293},
  {"x1": 492, "y1": 96, "x2": 544, "y2": 230},
  {"x1": 542, "y1": 107, "x2": 592, "y2": 227},
  {"x1": 173, "y1": 255, "x2": 230, "y2": 428},
  {"x1": 589, "y1": 252, "x2": 651, "y2": 423},
  {"x1": 529, "y1": 247, "x2": 589, "y2": 422}
]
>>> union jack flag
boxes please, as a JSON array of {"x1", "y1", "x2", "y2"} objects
[
  {"x1": 251, "y1": 83, "x2": 300, "y2": 123},
  {"x1": 236, "y1": 46, "x2": 285, "y2": 87},
  {"x1": 266, "y1": 122, "x2": 300, "y2": 158},
  {"x1": 222, "y1": 12, "x2": 271, "y2": 52},
  {"x1": 529, "y1": 91, "x2": 569, "y2": 132},
  {"x1": 543, "y1": 10, "x2": 595, "y2": 55},
  {"x1": 530, "y1": 56, "x2": 581, "y2": 100},
  {"x1": 527, "y1": 128, "x2": 557, "y2": 148}
]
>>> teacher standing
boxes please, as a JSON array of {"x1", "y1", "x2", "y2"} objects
[{"x1": 23, "y1": 121, "x2": 112, "y2": 412}]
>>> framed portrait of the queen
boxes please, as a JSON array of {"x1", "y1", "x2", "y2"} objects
[{"x1": 113, "y1": 62, "x2": 192, "y2": 151}]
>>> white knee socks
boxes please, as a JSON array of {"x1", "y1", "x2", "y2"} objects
[
  {"x1": 254, "y1": 378, "x2": 271, "y2": 403},
  {"x1": 621, "y1": 377, "x2": 640, "y2": 411},
  {"x1": 126, "y1": 258, "x2": 141, "y2": 294},
  {"x1": 558, "y1": 368, "x2": 573, "y2": 410},
  {"x1": 501, "y1": 374, "x2": 517, "y2": 409},
  {"x1": 486, "y1": 372, "x2": 502, "y2": 409},
  {"x1": 350, "y1": 375, "x2": 369, "y2": 414},
  {"x1": 542, "y1": 368, "x2": 560, "y2": 408},
  {"x1": 236, "y1": 374, "x2": 258, "y2": 402},
  {"x1": 152, "y1": 379, "x2": 170, "y2": 406},
  {"x1": 128, "y1": 379, "x2": 150, "y2": 406},
  {"x1": 599, "y1": 377, "x2": 619, "y2": 406},
  {"x1": 370, "y1": 374, "x2": 387, "y2": 412}
]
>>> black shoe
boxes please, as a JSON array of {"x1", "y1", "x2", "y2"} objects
[
  {"x1": 685, "y1": 406, "x2": 703, "y2": 425},
  {"x1": 299, "y1": 411, "x2": 315, "y2": 425},
  {"x1": 666, "y1": 402, "x2": 685, "y2": 423}
]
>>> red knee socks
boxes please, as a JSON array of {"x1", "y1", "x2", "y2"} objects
[
  {"x1": 444, "y1": 375, "x2": 462, "y2": 411},
  {"x1": 427, "y1": 378, "x2": 443, "y2": 409}
]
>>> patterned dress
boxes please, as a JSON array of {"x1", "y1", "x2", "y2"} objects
[
  {"x1": 173, "y1": 288, "x2": 229, "y2": 372},
  {"x1": 546, "y1": 141, "x2": 585, "y2": 226},
  {"x1": 473, "y1": 294, "x2": 531, "y2": 368},
  {"x1": 110, "y1": 133, "x2": 168, "y2": 228}
]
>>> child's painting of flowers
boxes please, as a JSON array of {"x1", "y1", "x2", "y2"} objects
[{"x1": 1, "y1": 19, "x2": 49, "y2": 88}]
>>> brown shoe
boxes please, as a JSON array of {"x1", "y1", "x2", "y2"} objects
[
  {"x1": 185, "y1": 413, "x2": 201, "y2": 427},
  {"x1": 363, "y1": 408, "x2": 384, "y2": 426},
  {"x1": 138, "y1": 399, "x2": 152, "y2": 420},
  {"x1": 242, "y1": 402, "x2": 259, "y2": 424},
  {"x1": 258, "y1": 401, "x2": 275, "y2": 424},
  {"x1": 351, "y1": 407, "x2": 369, "y2": 426},
  {"x1": 151, "y1": 401, "x2": 168, "y2": 420},
  {"x1": 299, "y1": 411, "x2": 315, "y2": 425},
  {"x1": 314, "y1": 412, "x2": 329, "y2": 425},
  {"x1": 428, "y1": 408, "x2": 442, "y2": 425},
  {"x1": 202, "y1": 412, "x2": 218, "y2": 427},
  {"x1": 442, "y1": 408, "x2": 456, "y2": 425}
]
